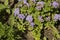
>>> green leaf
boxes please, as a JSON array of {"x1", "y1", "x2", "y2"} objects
[
  {"x1": 43, "y1": 37, "x2": 47, "y2": 40},
  {"x1": 4, "y1": 0, "x2": 8, "y2": 6},
  {"x1": 0, "y1": 22, "x2": 5, "y2": 38},
  {"x1": 28, "y1": 6, "x2": 34, "y2": 13},
  {"x1": 8, "y1": 15, "x2": 15, "y2": 26},
  {"x1": 28, "y1": 26, "x2": 33, "y2": 31},
  {"x1": 0, "y1": 4, "x2": 5, "y2": 9},
  {"x1": 6, "y1": 9, "x2": 10, "y2": 14},
  {"x1": 17, "y1": 22, "x2": 25, "y2": 31}
]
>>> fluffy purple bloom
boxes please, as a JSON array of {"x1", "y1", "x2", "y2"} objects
[
  {"x1": 30, "y1": 22, "x2": 35, "y2": 27},
  {"x1": 52, "y1": 1, "x2": 59, "y2": 8},
  {"x1": 23, "y1": 2, "x2": 30, "y2": 7},
  {"x1": 14, "y1": 8, "x2": 19, "y2": 16},
  {"x1": 26, "y1": 15, "x2": 33, "y2": 23},
  {"x1": 18, "y1": 14, "x2": 25, "y2": 20},
  {"x1": 46, "y1": 17, "x2": 50, "y2": 21},
  {"x1": 23, "y1": 0, "x2": 29, "y2": 7},
  {"x1": 36, "y1": 1, "x2": 44, "y2": 10},
  {"x1": 23, "y1": 0, "x2": 27, "y2": 3},
  {"x1": 38, "y1": 16, "x2": 44, "y2": 22},
  {"x1": 54, "y1": 14, "x2": 59, "y2": 21}
]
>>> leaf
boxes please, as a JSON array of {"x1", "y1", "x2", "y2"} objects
[
  {"x1": 28, "y1": 26, "x2": 33, "y2": 31},
  {"x1": 0, "y1": 22, "x2": 5, "y2": 38},
  {"x1": 28, "y1": 6, "x2": 34, "y2": 13},
  {"x1": 6, "y1": 9, "x2": 10, "y2": 14},
  {"x1": 0, "y1": 4, "x2": 5, "y2": 9},
  {"x1": 21, "y1": 7, "x2": 27, "y2": 13},
  {"x1": 4, "y1": 0, "x2": 8, "y2": 6},
  {"x1": 8, "y1": 15, "x2": 15, "y2": 26},
  {"x1": 43, "y1": 37, "x2": 47, "y2": 40},
  {"x1": 17, "y1": 22, "x2": 25, "y2": 31}
]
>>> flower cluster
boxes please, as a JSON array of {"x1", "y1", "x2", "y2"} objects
[
  {"x1": 14, "y1": 8, "x2": 25, "y2": 20},
  {"x1": 14, "y1": 7, "x2": 60, "y2": 27},
  {"x1": 18, "y1": 0, "x2": 59, "y2": 10},
  {"x1": 14, "y1": 8, "x2": 35, "y2": 27},
  {"x1": 38, "y1": 16, "x2": 51, "y2": 22},
  {"x1": 14, "y1": 0, "x2": 59, "y2": 27},
  {"x1": 0, "y1": 0, "x2": 60, "y2": 40}
]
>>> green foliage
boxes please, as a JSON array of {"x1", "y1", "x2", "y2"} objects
[
  {"x1": 0, "y1": 22, "x2": 5, "y2": 38},
  {"x1": 0, "y1": 0, "x2": 60, "y2": 40},
  {"x1": 6, "y1": 9, "x2": 10, "y2": 14},
  {"x1": 4, "y1": 0, "x2": 8, "y2": 6},
  {"x1": 0, "y1": 4, "x2": 5, "y2": 9}
]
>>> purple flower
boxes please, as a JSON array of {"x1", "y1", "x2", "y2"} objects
[
  {"x1": 54, "y1": 14, "x2": 58, "y2": 21},
  {"x1": 36, "y1": 1, "x2": 44, "y2": 10},
  {"x1": 26, "y1": 15, "x2": 33, "y2": 23},
  {"x1": 46, "y1": 17, "x2": 50, "y2": 21},
  {"x1": 30, "y1": 22, "x2": 35, "y2": 27},
  {"x1": 23, "y1": 0, "x2": 29, "y2": 6},
  {"x1": 25, "y1": 3, "x2": 30, "y2": 7},
  {"x1": 52, "y1": 1, "x2": 59, "y2": 8},
  {"x1": 54, "y1": 14, "x2": 59, "y2": 21},
  {"x1": 18, "y1": 14, "x2": 25, "y2": 20},
  {"x1": 23, "y1": 0, "x2": 27, "y2": 3},
  {"x1": 23, "y1": 0, "x2": 30, "y2": 7},
  {"x1": 14, "y1": 8, "x2": 19, "y2": 16},
  {"x1": 38, "y1": 16, "x2": 44, "y2": 22}
]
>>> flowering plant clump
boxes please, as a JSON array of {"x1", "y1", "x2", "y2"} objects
[{"x1": 0, "y1": 0, "x2": 60, "y2": 40}]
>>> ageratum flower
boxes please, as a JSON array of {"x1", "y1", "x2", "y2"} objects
[
  {"x1": 23, "y1": 0, "x2": 29, "y2": 7},
  {"x1": 23, "y1": 0, "x2": 27, "y2": 3},
  {"x1": 54, "y1": 14, "x2": 59, "y2": 21},
  {"x1": 26, "y1": 15, "x2": 33, "y2": 23},
  {"x1": 52, "y1": 1, "x2": 59, "y2": 8},
  {"x1": 18, "y1": 14, "x2": 25, "y2": 20},
  {"x1": 36, "y1": 1, "x2": 44, "y2": 10},
  {"x1": 14, "y1": 8, "x2": 19, "y2": 16},
  {"x1": 30, "y1": 22, "x2": 35, "y2": 27},
  {"x1": 38, "y1": 16, "x2": 44, "y2": 22}
]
